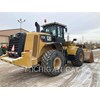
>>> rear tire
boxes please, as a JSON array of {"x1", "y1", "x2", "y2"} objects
[
  {"x1": 41, "y1": 50, "x2": 65, "y2": 76},
  {"x1": 71, "y1": 48, "x2": 84, "y2": 67}
]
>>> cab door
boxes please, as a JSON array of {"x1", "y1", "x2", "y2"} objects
[{"x1": 56, "y1": 26, "x2": 65, "y2": 43}]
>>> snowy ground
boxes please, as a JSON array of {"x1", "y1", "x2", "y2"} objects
[{"x1": 0, "y1": 49, "x2": 100, "y2": 87}]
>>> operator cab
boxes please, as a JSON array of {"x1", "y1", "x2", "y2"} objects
[{"x1": 42, "y1": 22, "x2": 67, "y2": 43}]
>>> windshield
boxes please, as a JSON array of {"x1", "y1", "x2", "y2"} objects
[{"x1": 44, "y1": 26, "x2": 57, "y2": 36}]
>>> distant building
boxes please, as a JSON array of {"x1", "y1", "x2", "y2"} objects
[{"x1": 0, "y1": 28, "x2": 28, "y2": 44}]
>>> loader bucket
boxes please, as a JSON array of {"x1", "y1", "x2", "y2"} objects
[{"x1": 84, "y1": 50, "x2": 94, "y2": 63}]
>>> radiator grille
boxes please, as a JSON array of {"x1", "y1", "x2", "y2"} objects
[
  {"x1": 8, "y1": 38, "x2": 19, "y2": 52},
  {"x1": 8, "y1": 33, "x2": 26, "y2": 58}
]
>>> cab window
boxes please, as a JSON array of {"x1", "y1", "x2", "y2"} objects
[
  {"x1": 45, "y1": 28, "x2": 50, "y2": 33},
  {"x1": 44, "y1": 25, "x2": 57, "y2": 36},
  {"x1": 57, "y1": 26, "x2": 63, "y2": 38},
  {"x1": 51, "y1": 26, "x2": 56, "y2": 36}
]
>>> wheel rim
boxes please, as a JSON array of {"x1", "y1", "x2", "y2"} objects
[
  {"x1": 79, "y1": 53, "x2": 84, "y2": 62},
  {"x1": 53, "y1": 57, "x2": 61, "y2": 70}
]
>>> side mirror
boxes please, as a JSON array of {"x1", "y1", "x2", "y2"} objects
[
  {"x1": 73, "y1": 39, "x2": 77, "y2": 42},
  {"x1": 65, "y1": 28, "x2": 67, "y2": 32}
]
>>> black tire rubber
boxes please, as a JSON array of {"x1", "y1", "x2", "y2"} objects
[
  {"x1": 71, "y1": 48, "x2": 84, "y2": 67},
  {"x1": 41, "y1": 50, "x2": 65, "y2": 76}
]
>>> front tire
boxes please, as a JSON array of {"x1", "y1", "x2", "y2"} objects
[
  {"x1": 41, "y1": 50, "x2": 65, "y2": 76},
  {"x1": 71, "y1": 48, "x2": 84, "y2": 67}
]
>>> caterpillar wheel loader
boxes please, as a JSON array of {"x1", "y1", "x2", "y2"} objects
[{"x1": 0, "y1": 22, "x2": 94, "y2": 76}]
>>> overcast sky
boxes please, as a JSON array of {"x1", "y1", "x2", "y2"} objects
[{"x1": 0, "y1": 12, "x2": 100, "y2": 42}]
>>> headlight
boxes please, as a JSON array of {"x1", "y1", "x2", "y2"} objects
[
  {"x1": 41, "y1": 35, "x2": 46, "y2": 40},
  {"x1": 47, "y1": 36, "x2": 52, "y2": 41},
  {"x1": 40, "y1": 35, "x2": 52, "y2": 42}
]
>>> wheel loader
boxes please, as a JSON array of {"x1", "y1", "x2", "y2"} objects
[{"x1": 0, "y1": 22, "x2": 94, "y2": 76}]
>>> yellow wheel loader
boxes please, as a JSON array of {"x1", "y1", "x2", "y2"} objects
[{"x1": 0, "y1": 22, "x2": 94, "y2": 76}]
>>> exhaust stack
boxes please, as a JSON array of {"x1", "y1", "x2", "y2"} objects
[{"x1": 35, "y1": 22, "x2": 40, "y2": 32}]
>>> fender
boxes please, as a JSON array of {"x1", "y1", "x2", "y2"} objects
[{"x1": 67, "y1": 45, "x2": 78, "y2": 55}]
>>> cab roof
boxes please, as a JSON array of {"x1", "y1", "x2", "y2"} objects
[{"x1": 42, "y1": 22, "x2": 66, "y2": 28}]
